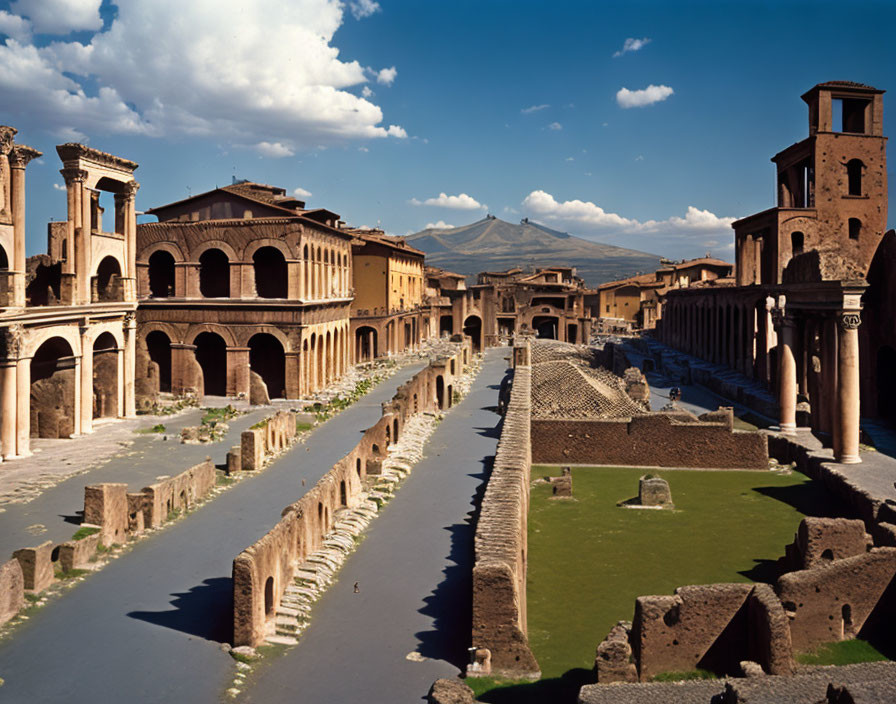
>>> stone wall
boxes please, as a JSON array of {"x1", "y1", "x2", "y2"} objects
[
  {"x1": 241, "y1": 410, "x2": 296, "y2": 471},
  {"x1": 471, "y1": 344, "x2": 540, "y2": 679},
  {"x1": 778, "y1": 547, "x2": 896, "y2": 652},
  {"x1": 531, "y1": 411, "x2": 768, "y2": 469},
  {"x1": 140, "y1": 458, "x2": 217, "y2": 528},
  {"x1": 778, "y1": 517, "x2": 872, "y2": 574},
  {"x1": 232, "y1": 343, "x2": 470, "y2": 648}
]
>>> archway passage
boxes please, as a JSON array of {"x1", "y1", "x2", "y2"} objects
[
  {"x1": 146, "y1": 331, "x2": 172, "y2": 392},
  {"x1": 878, "y1": 346, "x2": 896, "y2": 419},
  {"x1": 436, "y1": 374, "x2": 445, "y2": 410},
  {"x1": 533, "y1": 315, "x2": 559, "y2": 339},
  {"x1": 264, "y1": 576, "x2": 275, "y2": 616},
  {"x1": 199, "y1": 249, "x2": 230, "y2": 298},
  {"x1": 253, "y1": 247, "x2": 288, "y2": 298},
  {"x1": 249, "y1": 333, "x2": 286, "y2": 399},
  {"x1": 567, "y1": 323, "x2": 578, "y2": 344},
  {"x1": 0, "y1": 243, "x2": 7, "y2": 269},
  {"x1": 93, "y1": 332, "x2": 119, "y2": 419},
  {"x1": 149, "y1": 250, "x2": 175, "y2": 297},
  {"x1": 194, "y1": 332, "x2": 227, "y2": 396},
  {"x1": 463, "y1": 315, "x2": 482, "y2": 352},
  {"x1": 355, "y1": 326, "x2": 377, "y2": 362},
  {"x1": 439, "y1": 315, "x2": 453, "y2": 337},
  {"x1": 30, "y1": 337, "x2": 76, "y2": 438},
  {"x1": 95, "y1": 256, "x2": 123, "y2": 302}
]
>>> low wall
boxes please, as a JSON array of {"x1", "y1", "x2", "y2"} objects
[
  {"x1": 777, "y1": 547, "x2": 896, "y2": 652},
  {"x1": 0, "y1": 558, "x2": 25, "y2": 626},
  {"x1": 140, "y1": 459, "x2": 217, "y2": 528},
  {"x1": 531, "y1": 411, "x2": 768, "y2": 469},
  {"x1": 241, "y1": 410, "x2": 296, "y2": 471},
  {"x1": 471, "y1": 347, "x2": 541, "y2": 679},
  {"x1": 778, "y1": 517, "x2": 872, "y2": 573},
  {"x1": 233, "y1": 342, "x2": 471, "y2": 648}
]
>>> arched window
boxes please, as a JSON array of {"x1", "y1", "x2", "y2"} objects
[
  {"x1": 849, "y1": 218, "x2": 862, "y2": 240},
  {"x1": 791, "y1": 231, "x2": 804, "y2": 256},
  {"x1": 199, "y1": 249, "x2": 230, "y2": 297},
  {"x1": 148, "y1": 250, "x2": 175, "y2": 297},
  {"x1": 253, "y1": 247, "x2": 287, "y2": 298},
  {"x1": 846, "y1": 159, "x2": 863, "y2": 196},
  {"x1": 95, "y1": 256, "x2": 123, "y2": 302}
]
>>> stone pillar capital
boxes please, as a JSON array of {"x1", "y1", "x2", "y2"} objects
[
  {"x1": 2, "y1": 324, "x2": 22, "y2": 361},
  {"x1": 120, "y1": 180, "x2": 140, "y2": 200},
  {"x1": 122, "y1": 311, "x2": 136, "y2": 331},
  {"x1": 0, "y1": 126, "x2": 17, "y2": 156},
  {"x1": 60, "y1": 167, "x2": 88, "y2": 185},
  {"x1": 8, "y1": 145, "x2": 42, "y2": 170},
  {"x1": 838, "y1": 312, "x2": 861, "y2": 331}
]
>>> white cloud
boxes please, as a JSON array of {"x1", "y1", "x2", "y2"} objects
[
  {"x1": 613, "y1": 37, "x2": 651, "y2": 58},
  {"x1": 410, "y1": 192, "x2": 486, "y2": 210},
  {"x1": 358, "y1": 146, "x2": 369, "y2": 152},
  {"x1": 256, "y1": 141, "x2": 295, "y2": 158},
  {"x1": 52, "y1": 182, "x2": 66, "y2": 191},
  {"x1": 293, "y1": 186, "x2": 312, "y2": 197},
  {"x1": 376, "y1": 66, "x2": 397, "y2": 85},
  {"x1": 0, "y1": 10, "x2": 32, "y2": 42},
  {"x1": 362, "y1": 85, "x2": 373, "y2": 98},
  {"x1": 424, "y1": 220, "x2": 455, "y2": 230},
  {"x1": 565, "y1": 156, "x2": 574, "y2": 162},
  {"x1": 616, "y1": 84, "x2": 674, "y2": 108},
  {"x1": 10, "y1": 0, "x2": 101, "y2": 35},
  {"x1": 548, "y1": 121, "x2": 562, "y2": 131},
  {"x1": 0, "y1": 1, "x2": 405, "y2": 149},
  {"x1": 521, "y1": 189, "x2": 736, "y2": 256},
  {"x1": 521, "y1": 104, "x2": 549, "y2": 114},
  {"x1": 349, "y1": 0, "x2": 380, "y2": 19}
]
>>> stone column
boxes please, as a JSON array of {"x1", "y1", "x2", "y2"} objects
[
  {"x1": 775, "y1": 312, "x2": 798, "y2": 434},
  {"x1": 15, "y1": 353, "x2": 30, "y2": 456},
  {"x1": 836, "y1": 312, "x2": 862, "y2": 464},
  {"x1": 123, "y1": 313, "x2": 136, "y2": 416},
  {"x1": 0, "y1": 126, "x2": 14, "y2": 222},
  {"x1": 81, "y1": 180, "x2": 93, "y2": 304},
  {"x1": 79, "y1": 325, "x2": 94, "y2": 435},
  {"x1": 9, "y1": 146, "x2": 40, "y2": 307},
  {"x1": 1, "y1": 326, "x2": 20, "y2": 458},
  {"x1": 285, "y1": 351, "x2": 300, "y2": 399},
  {"x1": 822, "y1": 316, "x2": 838, "y2": 449}
]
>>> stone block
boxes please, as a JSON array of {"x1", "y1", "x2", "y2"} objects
[
  {"x1": 227, "y1": 446, "x2": 242, "y2": 475},
  {"x1": 249, "y1": 370, "x2": 270, "y2": 405},
  {"x1": 57, "y1": 531, "x2": 101, "y2": 572},
  {"x1": 13, "y1": 541, "x2": 55, "y2": 592},
  {"x1": 241, "y1": 427, "x2": 264, "y2": 471},
  {"x1": 466, "y1": 648, "x2": 491, "y2": 677},
  {"x1": 427, "y1": 679, "x2": 475, "y2": 704},
  {"x1": 595, "y1": 621, "x2": 638, "y2": 683},
  {"x1": 83, "y1": 482, "x2": 129, "y2": 546},
  {"x1": 639, "y1": 475, "x2": 672, "y2": 507},
  {"x1": 0, "y1": 558, "x2": 25, "y2": 625}
]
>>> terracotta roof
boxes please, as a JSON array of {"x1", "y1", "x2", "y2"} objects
[{"x1": 351, "y1": 229, "x2": 425, "y2": 257}]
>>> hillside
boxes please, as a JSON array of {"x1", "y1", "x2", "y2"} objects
[{"x1": 406, "y1": 217, "x2": 662, "y2": 287}]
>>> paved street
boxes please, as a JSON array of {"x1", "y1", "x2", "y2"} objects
[
  {"x1": 242, "y1": 349, "x2": 509, "y2": 703},
  {"x1": 0, "y1": 363, "x2": 425, "y2": 704}
]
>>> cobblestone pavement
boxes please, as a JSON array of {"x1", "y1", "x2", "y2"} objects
[{"x1": 0, "y1": 363, "x2": 425, "y2": 704}]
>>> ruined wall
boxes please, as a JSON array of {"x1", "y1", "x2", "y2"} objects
[
  {"x1": 233, "y1": 344, "x2": 469, "y2": 648},
  {"x1": 778, "y1": 517, "x2": 872, "y2": 573},
  {"x1": 30, "y1": 367, "x2": 76, "y2": 438},
  {"x1": 777, "y1": 547, "x2": 896, "y2": 652},
  {"x1": 140, "y1": 458, "x2": 217, "y2": 528},
  {"x1": 0, "y1": 558, "x2": 25, "y2": 626},
  {"x1": 471, "y1": 350, "x2": 540, "y2": 679},
  {"x1": 531, "y1": 412, "x2": 768, "y2": 469},
  {"x1": 240, "y1": 411, "x2": 296, "y2": 471}
]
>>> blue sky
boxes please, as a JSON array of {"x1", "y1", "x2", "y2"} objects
[{"x1": 1, "y1": 0, "x2": 894, "y2": 261}]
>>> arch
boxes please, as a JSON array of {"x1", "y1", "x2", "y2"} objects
[
  {"x1": 791, "y1": 231, "x2": 805, "y2": 256},
  {"x1": 356, "y1": 325, "x2": 378, "y2": 362},
  {"x1": 0, "y1": 243, "x2": 7, "y2": 270},
  {"x1": 187, "y1": 323, "x2": 237, "y2": 349},
  {"x1": 436, "y1": 374, "x2": 445, "y2": 410},
  {"x1": 30, "y1": 337, "x2": 77, "y2": 439},
  {"x1": 847, "y1": 159, "x2": 864, "y2": 196},
  {"x1": 264, "y1": 576, "x2": 275, "y2": 616},
  {"x1": 94, "y1": 255, "x2": 123, "y2": 302},
  {"x1": 316, "y1": 331, "x2": 324, "y2": 390},
  {"x1": 463, "y1": 315, "x2": 482, "y2": 352},
  {"x1": 248, "y1": 333, "x2": 286, "y2": 399},
  {"x1": 393, "y1": 417, "x2": 399, "y2": 442},
  {"x1": 340, "y1": 480, "x2": 347, "y2": 506},
  {"x1": 146, "y1": 330, "x2": 172, "y2": 393},
  {"x1": 447, "y1": 384, "x2": 453, "y2": 408},
  {"x1": 253, "y1": 246, "x2": 288, "y2": 298},
  {"x1": 199, "y1": 248, "x2": 230, "y2": 297},
  {"x1": 325, "y1": 330, "x2": 332, "y2": 384},
  {"x1": 149, "y1": 250, "x2": 175, "y2": 297},
  {"x1": 194, "y1": 332, "x2": 227, "y2": 396},
  {"x1": 93, "y1": 332, "x2": 119, "y2": 419},
  {"x1": 356, "y1": 457, "x2": 362, "y2": 477},
  {"x1": 532, "y1": 315, "x2": 558, "y2": 340},
  {"x1": 848, "y1": 218, "x2": 862, "y2": 240}
]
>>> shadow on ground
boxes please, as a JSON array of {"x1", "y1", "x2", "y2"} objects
[
  {"x1": 476, "y1": 668, "x2": 593, "y2": 704},
  {"x1": 752, "y1": 482, "x2": 849, "y2": 518},
  {"x1": 128, "y1": 576, "x2": 233, "y2": 644}
]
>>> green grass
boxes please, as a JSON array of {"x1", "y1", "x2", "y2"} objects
[
  {"x1": 295, "y1": 421, "x2": 314, "y2": 433},
  {"x1": 54, "y1": 567, "x2": 89, "y2": 581},
  {"x1": 796, "y1": 639, "x2": 888, "y2": 666},
  {"x1": 526, "y1": 465, "x2": 842, "y2": 681},
  {"x1": 71, "y1": 526, "x2": 101, "y2": 541},
  {"x1": 201, "y1": 405, "x2": 239, "y2": 425},
  {"x1": 135, "y1": 423, "x2": 166, "y2": 434}
]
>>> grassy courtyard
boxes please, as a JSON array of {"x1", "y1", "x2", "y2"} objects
[{"x1": 525, "y1": 465, "x2": 842, "y2": 681}]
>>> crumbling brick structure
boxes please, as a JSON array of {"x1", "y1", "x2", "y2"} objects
[{"x1": 0, "y1": 558, "x2": 25, "y2": 626}]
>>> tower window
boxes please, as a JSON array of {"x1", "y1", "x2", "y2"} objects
[
  {"x1": 848, "y1": 218, "x2": 861, "y2": 240},
  {"x1": 846, "y1": 159, "x2": 863, "y2": 196},
  {"x1": 791, "y1": 231, "x2": 804, "y2": 255},
  {"x1": 832, "y1": 98, "x2": 870, "y2": 134}
]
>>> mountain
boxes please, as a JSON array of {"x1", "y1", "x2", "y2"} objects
[{"x1": 406, "y1": 217, "x2": 663, "y2": 287}]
